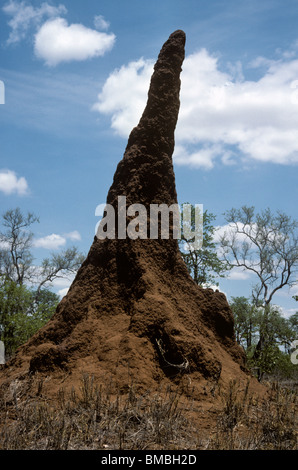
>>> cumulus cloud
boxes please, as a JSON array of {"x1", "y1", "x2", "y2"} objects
[
  {"x1": 227, "y1": 269, "x2": 251, "y2": 281},
  {"x1": 64, "y1": 230, "x2": 81, "y2": 241},
  {"x1": 34, "y1": 233, "x2": 66, "y2": 250},
  {"x1": 34, "y1": 230, "x2": 81, "y2": 249},
  {"x1": 213, "y1": 223, "x2": 249, "y2": 244},
  {"x1": 57, "y1": 286, "x2": 69, "y2": 298},
  {"x1": 280, "y1": 307, "x2": 297, "y2": 319},
  {"x1": 2, "y1": 0, "x2": 67, "y2": 45},
  {"x1": 174, "y1": 143, "x2": 222, "y2": 170},
  {"x1": 54, "y1": 273, "x2": 76, "y2": 298},
  {"x1": 34, "y1": 17, "x2": 115, "y2": 66},
  {"x1": 209, "y1": 223, "x2": 253, "y2": 282},
  {"x1": 0, "y1": 169, "x2": 29, "y2": 195},
  {"x1": 92, "y1": 58, "x2": 154, "y2": 135},
  {"x1": 3, "y1": 1, "x2": 115, "y2": 66},
  {"x1": 93, "y1": 47, "x2": 298, "y2": 168}
]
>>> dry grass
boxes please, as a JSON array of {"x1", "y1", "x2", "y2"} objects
[
  {"x1": 0, "y1": 374, "x2": 297, "y2": 450},
  {"x1": 207, "y1": 379, "x2": 297, "y2": 450},
  {"x1": 0, "y1": 374, "x2": 196, "y2": 450}
]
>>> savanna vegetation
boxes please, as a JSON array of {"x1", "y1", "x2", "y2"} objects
[{"x1": 0, "y1": 206, "x2": 297, "y2": 450}]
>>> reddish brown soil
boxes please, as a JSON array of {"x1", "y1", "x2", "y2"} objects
[{"x1": 0, "y1": 30, "x2": 266, "y2": 435}]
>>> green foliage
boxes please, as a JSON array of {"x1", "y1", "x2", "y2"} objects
[
  {"x1": 0, "y1": 275, "x2": 59, "y2": 358},
  {"x1": 0, "y1": 207, "x2": 84, "y2": 359},
  {"x1": 221, "y1": 206, "x2": 298, "y2": 380},
  {"x1": 179, "y1": 205, "x2": 230, "y2": 286},
  {"x1": 270, "y1": 349, "x2": 298, "y2": 380},
  {"x1": 288, "y1": 312, "x2": 298, "y2": 335},
  {"x1": 230, "y1": 297, "x2": 298, "y2": 380},
  {"x1": 230, "y1": 296, "x2": 259, "y2": 350}
]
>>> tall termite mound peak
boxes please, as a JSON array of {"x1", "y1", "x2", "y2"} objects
[{"x1": 1, "y1": 30, "x2": 248, "y2": 399}]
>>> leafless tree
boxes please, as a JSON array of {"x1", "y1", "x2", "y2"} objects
[
  {"x1": 219, "y1": 206, "x2": 298, "y2": 379},
  {"x1": 0, "y1": 207, "x2": 84, "y2": 298},
  {"x1": 220, "y1": 206, "x2": 298, "y2": 307}
]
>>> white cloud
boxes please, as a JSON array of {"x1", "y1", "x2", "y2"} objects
[
  {"x1": 213, "y1": 224, "x2": 234, "y2": 244},
  {"x1": 64, "y1": 230, "x2": 81, "y2": 241},
  {"x1": 214, "y1": 222, "x2": 260, "y2": 260},
  {"x1": 174, "y1": 143, "x2": 221, "y2": 170},
  {"x1": 94, "y1": 15, "x2": 110, "y2": 31},
  {"x1": 280, "y1": 307, "x2": 297, "y2": 319},
  {"x1": 34, "y1": 17, "x2": 115, "y2": 66},
  {"x1": 0, "y1": 240, "x2": 10, "y2": 250},
  {"x1": 52, "y1": 274, "x2": 75, "y2": 298},
  {"x1": 213, "y1": 222, "x2": 254, "y2": 275},
  {"x1": 227, "y1": 268, "x2": 251, "y2": 281},
  {"x1": 178, "y1": 51, "x2": 298, "y2": 167},
  {"x1": 0, "y1": 169, "x2": 29, "y2": 195},
  {"x1": 3, "y1": 2, "x2": 115, "y2": 66},
  {"x1": 51, "y1": 274, "x2": 75, "y2": 288},
  {"x1": 202, "y1": 283, "x2": 228, "y2": 298},
  {"x1": 290, "y1": 284, "x2": 298, "y2": 297},
  {"x1": 33, "y1": 230, "x2": 81, "y2": 249},
  {"x1": 34, "y1": 233, "x2": 66, "y2": 250},
  {"x1": 92, "y1": 58, "x2": 154, "y2": 136},
  {"x1": 2, "y1": 0, "x2": 67, "y2": 45},
  {"x1": 58, "y1": 287, "x2": 69, "y2": 298},
  {"x1": 93, "y1": 46, "x2": 298, "y2": 168}
]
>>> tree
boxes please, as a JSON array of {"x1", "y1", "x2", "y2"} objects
[
  {"x1": 179, "y1": 205, "x2": 230, "y2": 286},
  {"x1": 230, "y1": 296, "x2": 298, "y2": 380},
  {"x1": 220, "y1": 206, "x2": 298, "y2": 380},
  {"x1": 0, "y1": 208, "x2": 39, "y2": 285},
  {"x1": 0, "y1": 275, "x2": 59, "y2": 358},
  {"x1": 230, "y1": 296, "x2": 259, "y2": 350},
  {"x1": 288, "y1": 312, "x2": 298, "y2": 337},
  {"x1": 0, "y1": 207, "x2": 85, "y2": 358},
  {"x1": 251, "y1": 305, "x2": 297, "y2": 379},
  {"x1": 220, "y1": 206, "x2": 298, "y2": 306},
  {"x1": 0, "y1": 207, "x2": 85, "y2": 295}
]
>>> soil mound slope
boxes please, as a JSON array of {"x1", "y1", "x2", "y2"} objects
[{"x1": 0, "y1": 31, "x2": 259, "y2": 405}]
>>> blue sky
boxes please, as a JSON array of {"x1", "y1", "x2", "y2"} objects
[{"x1": 0, "y1": 0, "x2": 297, "y2": 317}]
